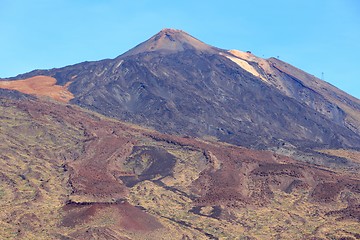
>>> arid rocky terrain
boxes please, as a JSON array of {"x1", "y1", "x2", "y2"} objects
[{"x1": 1, "y1": 29, "x2": 360, "y2": 239}]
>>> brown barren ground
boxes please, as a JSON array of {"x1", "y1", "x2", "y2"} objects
[
  {"x1": 0, "y1": 76, "x2": 74, "y2": 102},
  {"x1": 62, "y1": 201, "x2": 162, "y2": 231},
  {"x1": 319, "y1": 149, "x2": 360, "y2": 164},
  {"x1": 1, "y1": 97, "x2": 360, "y2": 239}
]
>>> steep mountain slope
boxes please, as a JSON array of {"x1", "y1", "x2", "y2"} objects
[
  {"x1": 1, "y1": 95, "x2": 360, "y2": 240},
  {"x1": 226, "y1": 50, "x2": 360, "y2": 135},
  {"x1": 3, "y1": 29, "x2": 360, "y2": 153},
  {"x1": 0, "y1": 29, "x2": 360, "y2": 155}
]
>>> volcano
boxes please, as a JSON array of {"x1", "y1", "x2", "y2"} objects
[
  {"x1": 4, "y1": 29, "x2": 360, "y2": 152},
  {"x1": 1, "y1": 29, "x2": 360, "y2": 239}
]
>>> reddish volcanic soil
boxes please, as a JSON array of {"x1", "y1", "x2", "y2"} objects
[
  {"x1": 144, "y1": 133, "x2": 360, "y2": 209},
  {"x1": 69, "y1": 227, "x2": 131, "y2": 240},
  {"x1": 62, "y1": 201, "x2": 162, "y2": 231},
  {"x1": 0, "y1": 76, "x2": 74, "y2": 102},
  {"x1": 68, "y1": 133, "x2": 134, "y2": 201},
  {"x1": 3, "y1": 98, "x2": 360, "y2": 237},
  {"x1": 15, "y1": 99, "x2": 360, "y2": 207}
]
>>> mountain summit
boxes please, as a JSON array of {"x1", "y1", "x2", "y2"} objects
[
  {"x1": 123, "y1": 28, "x2": 218, "y2": 56},
  {"x1": 1, "y1": 29, "x2": 360, "y2": 239},
  {"x1": 2, "y1": 29, "x2": 360, "y2": 153}
]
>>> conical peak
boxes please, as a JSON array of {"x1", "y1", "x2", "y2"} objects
[
  {"x1": 122, "y1": 29, "x2": 217, "y2": 57},
  {"x1": 153, "y1": 28, "x2": 189, "y2": 43},
  {"x1": 156, "y1": 28, "x2": 193, "y2": 39},
  {"x1": 158, "y1": 28, "x2": 185, "y2": 34}
]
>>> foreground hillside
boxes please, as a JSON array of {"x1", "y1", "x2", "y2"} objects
[{"x1": 1, "y1": 95, "x2": 360, "y2": 239}]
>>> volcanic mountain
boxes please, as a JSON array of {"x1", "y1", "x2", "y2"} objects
[
  {"x1": 3, "y1": 29, "x2": 360, "y2": 153},
  {"x1": 1, "y1": 29, "x2": 360, "y2": 239}
]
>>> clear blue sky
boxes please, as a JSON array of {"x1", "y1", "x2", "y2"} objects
[{"x1": 1, "y1": 0, "x2": 359, "y2": 98}]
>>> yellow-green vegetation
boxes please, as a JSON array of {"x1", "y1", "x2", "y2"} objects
[
  {"x1": 0, "y1": 102, "x2": 86, "y2": 239},
  {"x1": 128, "y1": 180, "x2": 360, "y2": 239},
  {"x1": 318, "y1": 149, "x2": 360, "y2": 164},
  {"x1": 124, "y1": 142, "x2": 360, "y2": 239},
  {"x1": 1, "y1": 99, "x2": 360, "y2": 240}
]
